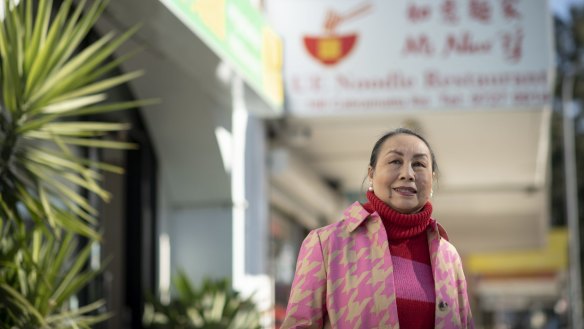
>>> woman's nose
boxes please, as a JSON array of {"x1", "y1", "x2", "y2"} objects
[{"x1": 400, "y1": 164, "x2": 415, "y2": 181}]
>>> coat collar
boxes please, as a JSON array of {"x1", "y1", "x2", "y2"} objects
[
  {"x1": 343, "y1": 202, "x2": 448, "y2": 240},
  {"x1": 343, "y1": 202, "x2": 372, "y2": 232}
]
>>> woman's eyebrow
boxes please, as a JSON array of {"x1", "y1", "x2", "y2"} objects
[
  {"x1": 385, "y1": 150, "x2": 428, "y2": 158},
  {"x1": 386, "y1": 150, "x2": 403, "y2": 156},
  {"x1": 413, "y1": 153, "x2": 429, "y2": 159}
]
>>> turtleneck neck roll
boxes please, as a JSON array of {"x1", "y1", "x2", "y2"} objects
[{"x1": 363, "y1": 190, "x2": 433, "y2": 240}]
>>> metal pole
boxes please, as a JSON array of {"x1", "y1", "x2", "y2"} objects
[{"x1": 561, "y1": 70, "x2": 583, "y2": 329}]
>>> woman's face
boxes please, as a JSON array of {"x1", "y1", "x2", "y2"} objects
[{"x1": 368, "y1": 134, "x2": 433, "y2": 214}]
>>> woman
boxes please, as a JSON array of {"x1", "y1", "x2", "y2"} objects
[{"x1": 281, "y1": 128, "x2": 474, "y2": 329}]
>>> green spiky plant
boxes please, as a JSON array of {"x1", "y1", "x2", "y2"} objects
[
  {"x1": 0, "y1": 0, "x2": 153, "y2": 327},
  {"x1": 142, "y1": 272, "x2": 261, "y2": 329}
]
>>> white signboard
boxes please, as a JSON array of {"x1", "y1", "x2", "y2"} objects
[{"x1": 266, "y1": 0, "x2": 553, "y2": 115}]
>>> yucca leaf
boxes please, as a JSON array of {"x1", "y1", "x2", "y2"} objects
[
  {"x1": 75, "y1": 156, "x2": 126, "y2": 175},
  {"x1": 51, "y1": 137, "x2": 137, "y2": 150},
  {"x1": 16, "y1": 255, "x2": 29, "y2": 297},
  {"x1": 13, "y1": 112, "x2": 59, "y2": 133},
  {"x1": 44, "y1": 0, "x2": 103, "y2": 80},
  {"x1": 0, "y1": 13, "x2": 18, "y2": 114},
  {"x1": 15, "y1": 184, "x2": 43, "y2": 220},
  {"x1": 26, "y1": 147, "x2": 124, "y2": 175},
  {"x1": 0, "y1": 193, "x2": 17, "y2": 221},
  {"x1": 41, "y1": 93, "x2": 108, "y2": 115},
  {"x1": 49, "y1": 313, "x2": 110, "y2": 328},
  {"x1": 60, "y1": 98, "x2": 160, "y2": 117},
  {"x1": 43, "y1": 121, "x2": 131, "y2": 132},
  {"x1": 43, "y1": 177, "x2": 97, "y2": 216},
  {"x1": 24, "y1": 230, "x2": 42, "y2": 304},
  {"x1": 25, "y1": 133, "x2": 138, "y2": 150},
  {"x1": 46, "y1": 300, "x2": 106, "y2": 323},
  {"x1": 25, "y1": 0, "x2": 86, "y2": 100},
  {"x1": 0, "y1": 213, "x2": 4, "y2": 235},
  {"x1": 61, "y1": 172, "x2": 110, "y2": 202},
  {"x1": 76, "y1": 47, "x2": 142, "y2": 87},
  {"x1": 24, "y1": 0, "x2": 72, "y2": 95},
  {"x1": 0, "y1": 283, "x2": 47, "y2": 326},
  {"x1": 39, "y1": 185, "x2": 58, "y2": 232},
  {"x1": 50, "y1": 242, "x2": 93, "y2": 305},
  {"x1": 29, "y1": 230, "x2": 101, "y2": 314},
  {"x1": 23, "y1": 0, "x2": 32, "y2": 45},
  {"x1": 44, "y1": 232, "x2": 75, "y2": 287},
  {"x1": 18, "y1": 98, "x2": 156, "y2": 133},
  {"x1": 24, "y1": 0, "x2": 51, "y2": 74},
  {"x1": 25, "y1": 130, "x2": 95, "y2": 139},
  {"x1": 5, "y1": 1, "x2": 25, "y2": 100},
  {"x1": 31, "y1": 228, "x2": 41, "y2": 264},
  {"x1": 27, "y1": 31, "x2": 115, "y2": 108},
  {"x1": 51, "y1": 129, "x2": 75, "y2": 158},
  {"x1": 44, "y1": 23, "x2": 140, "y2": 103},
  {"x1": 53, "y1": 70, "x2": 144, "y2": 103},
  {"x1": 57, "y1": 205, "x2": 101, "y2": 233},
  {"x1": 34, "y1": 234, "x2": 58, "y2": 314},
  {"x1": 63, "y1": 23, "x2": 141, "y2": 82},
  {"x1": 25, "y1": 163, "x2": 98, "y2": 217},
  {"x1": 0, "y1": 7, "x2": 8, "y2": 57},
  {"x1": 31, "y1": 31, "x2": 141, "y2": 112},
  {"x1": 16, "y1": 167, "x2": 100, "y2": 226},
  {"x1": 25, "y1": 148, "x2": 88, "y2": 174}
]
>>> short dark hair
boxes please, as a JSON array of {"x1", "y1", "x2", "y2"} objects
[{"x1": 368, "y1": 128, "x2": 438, "y2": 174}]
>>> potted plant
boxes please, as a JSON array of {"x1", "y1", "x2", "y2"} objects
[
  {"x1": 143, "y1": 271, "x2": 262, "y2": 329},
  {"x1": 0, "y1": 0, "x2": 151, "y2": 327}
]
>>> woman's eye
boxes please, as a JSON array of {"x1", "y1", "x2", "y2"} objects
[
  {"x1": 389, "y1": 160, "x2": 401, "y2": 165},
  {"x1": 413, "y1": 162, "x2": 426, "y2": 168}
]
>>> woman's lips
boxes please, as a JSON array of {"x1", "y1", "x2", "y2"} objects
[{"x1": 393, "y1": 187, "x2": 417, "y2": 196}]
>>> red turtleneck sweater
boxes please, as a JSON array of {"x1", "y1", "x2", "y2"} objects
[{"x1": 362, "y1": 191, "x2": 435, "y2": 329}]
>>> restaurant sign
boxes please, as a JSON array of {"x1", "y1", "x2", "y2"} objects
[{"x1": 266, "y1": 0, "x2": 553, "y2": 115}]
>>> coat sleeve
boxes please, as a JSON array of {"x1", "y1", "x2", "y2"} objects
[
  {"x1": 280, "y1": 230, "x2": 327, "y2": 329},
  {"x1": 456, "y1": 256, "x2": 475, "y2": 329}
]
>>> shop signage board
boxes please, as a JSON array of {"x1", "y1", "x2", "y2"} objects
[
  {"x1": 466, "y1": 229, "x2": 567, "y2": 275},
  {"x1": 160, "y1": 0, "x2": 284, "y2": 112},
  {"x1": 266, "y1": 0, "x2": 553, "y2": 115}
]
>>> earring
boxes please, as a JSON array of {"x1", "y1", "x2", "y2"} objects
[
  {"x1": 430, "y1": 189, "x2": 434, "y2": 198},
  {"x1": 368, "y1": 181, "x2": 373, "y2": 191}
]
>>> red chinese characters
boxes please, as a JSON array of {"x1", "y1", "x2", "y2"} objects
[
  {"x1": 407, "y1": 4, "x2": 432, "y2": 23},
  {"x1": 441, "y1": 0, "x2": 459, "y2": 23},
  {"x1": 469, "y1": 0, "x2": 492, "y2": 23},
  {"x1": 401, "y1": 0, "x2": 525, "y2": 64},
  {"x1": 501, "y1": 28, "x2": 524, "y2": 62},
  {"x1": 501, "y1": 0, "x2": 521, "y2": 20},
  {"x1": 402, "y1": 34, "x2": 434, "y2": 55}
]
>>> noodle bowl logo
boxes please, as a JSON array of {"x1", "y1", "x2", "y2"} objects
[
  {"x1": 304, "y1": 35, "x2": 358, "y2": 66},
  {"x1": 303, "y1": 2, "x2": 372, "y2": 66}
]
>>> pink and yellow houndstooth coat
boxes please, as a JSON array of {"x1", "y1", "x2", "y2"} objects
[{"x1": 281, "y1": 202, "x2": 474, "y2": 329}]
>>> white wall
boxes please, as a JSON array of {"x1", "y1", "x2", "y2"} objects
[{"x1": 170, "y1": 206, "x2": 233, "y2": 287}]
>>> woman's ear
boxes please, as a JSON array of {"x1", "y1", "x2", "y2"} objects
[{"x1": 368, "y1": 166, "x2": 374, "y2": 180}]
